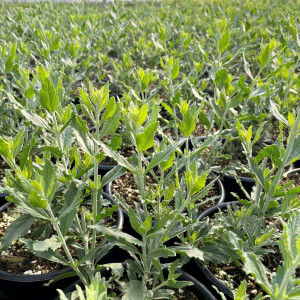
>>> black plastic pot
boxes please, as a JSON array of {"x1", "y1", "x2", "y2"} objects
[
  {"x1": 294, "y1": 160, "x2": 300, "y2": 169},
  {"x1": 54, "y1": 263, "x2": 217, "y2": 300},
  {"x1": 183, "y1": 201, "x2": 242, "y2": 300},
  {"x1": 0, "y1": 192, "x2": 123, "y2": 300},
  {"x1": 0, "y1": 193, "x2": 8, "y2": 206},
  {"x1": 218, "y1": 172, "x2": 255, "y2": 202}
]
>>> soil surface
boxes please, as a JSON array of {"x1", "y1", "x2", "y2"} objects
[
  {"x1": 111, "y1": 171, "x2": 158, "y2": 209},
  {"x1": 173, "y1": 288, "x2": 198, "y2": 299},
  {"x1": 270, "y1": 126, "x2": 290, "y2": 143},
  {"x1": 0, "y1": 209, "x2": 65, "y2": 275}
]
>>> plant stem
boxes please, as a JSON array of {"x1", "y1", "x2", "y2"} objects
[
  {"x1": 92, "y1": 111, "x2": 101, "y2": 249},
  {"x1": 47, "y1": 207, "x2": 89, "y2": 286}
]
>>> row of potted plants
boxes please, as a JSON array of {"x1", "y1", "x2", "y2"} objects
[
  {"x1": 0, "y1": 0, "x2": 299, "y2": 299},
  {"x1": 0, "y1": 79, "x2": 299, "y2": 299}
]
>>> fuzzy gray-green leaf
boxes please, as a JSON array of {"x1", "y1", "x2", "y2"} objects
[{"x1": 0, "y1": 214, "x2": 34, "y2": 251}]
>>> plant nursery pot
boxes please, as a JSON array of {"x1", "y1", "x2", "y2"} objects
[
  {"x1": 0, "y1": 193, "x2": 8, "y2": 206},
  {"x1": 54, "y1": 262, "x2": 217, "y2": 300},
  {"x1": 183, "y1": 201, "x2": 242, "y2": 300},
  {"x1": 97, "y1": 164, "x2": 115, "y2": 175},
  {"x1": 218, "y1": 172, "x2": 255, "y2": 202},
  {"x1": 294, "y1": 160, "x2": 300, "y2": 168},
  {"x1": 0, "y1": 192, "x2": 123, "y2": 300}
]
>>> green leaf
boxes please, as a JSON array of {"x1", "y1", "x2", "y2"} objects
[
  {"x1": 40, "y1": 146, "x2": 63, "y2": 159},
  {"x1": 12, "y1": 132, "x2": 24, "y2": 159},
  {"x1": 99, "y1": 105, "x2": 120, "y2": 139},
  {"x1": 279, "y1": 211, "x2": 300, "y2": 264},
  {"x1": 146, "y1": 139, "x2": 185, "y2": 173},
  {"x1": 198, "y1": 112, "x2": 210, "y2": 127},
  {"x1": 287, "y1": 136, "x2": 300, "y2": 164},
  {"x1": 171, "y1": 59, "x2": 180, "y2": 80},
  {"x1": 161, "y1": 152, "x2": 175, "y2": 171},
  {"x1": 161, "y1": 102, "x2": 173, "y2": 116},
  {"x1": 79, "y1": 88, "x2": 92, "y2": 109},
  {"x1": 97, "y1": 141, "x2": 137, "y2": 174},
  {"x1": 136, "y1": 121, "x2": 159, "y2": 152},
  {"x1": 170, "y1": 245, "x2": 204, "y2": 261},
  {"x1": 5, "y1": 56, "x2": 14, "y2": 73},
  {"x1": 192, "y1": 173, "x2": 207, "y2": 195},
  {"x1": 219, "y1": 29, "x2": 230, "y2": 53},
  {"x1": 72, "y1": 122, "x2": 94, "y2": 156},
  {"x1": 270, "y1": 101, "x2": 289, "y2": 126},
  {"x1": 234, "y1": 280, "x2": 248, "y2": 300},
  {"x1": 254, "y1": 145, "x2": 281, "y2": 167},
  {"x1": 61, "y1": 126, "x2": 73, "y2": 150},
  {"x1": 166, "y1": 281, "x2": 193, "y2": 289},
  {"x1": 128, "y1": 208, "x2": 142, "y2": 235},
  {"x1": 242, "y1": 252, "x2": 272, "y2": 294},
  {"x1": 214, "y1": 69, "x2": 228, "y2": 87},
  {"x1": 90, "y1": 225, "x2": 143, "y2": 247},
  {"x1": 39, "y1": 77, "x2": 59, "y2": 113},
  {"x1": 255, "y1": 229, "x2": 275, "y2": 246},
  {"x1": 259, "y1": 44, "x2": 270, "y2": 67},
  {"x1": 122, "y1": 280, "x2": 147, "y2": 300},
  {"x1": 109, "y1": 134, "x2": 122, "y2": 151},
  {"x1": 0, "y1": 138, "x2": 12, "y2": 161},
  {"x1": 0, "y1": 214, "x2": 34, "y2": 251},
  {"x1": 50, "y1": 36, "x2": 61, "y2": 51},
  {"x1": 24, "y1": 242, "x2": 68, "y2": 265},
  {"x1": 179, "y1": 111, "x2": 195, "y2": 137},
  {"x1": 42, "y1": 159, "x2": 57, "y2": 200},
  {"x1": 60, "y1": 210, "x2": 77, "y2": 237},
  {"x1": 29, "y1": 189, "x2": 47, "y2": 209},
  {"x1": 217, "y1": 92, "x2": 227, "y2": 109},
  {"x1": 20, "y1": 144, "x2": 32, "y2": 170},
  {"x1": 32, "y1": 236, "x2": 62, "y2": 252},
  {"x1": 246, "y1": 126, "x2": 252, "y2": 144},
  {"x1": 90, "y1": 83, "x2": 109, "y2": 112},
  {"x1": 152, "y1": 289, "x2": 175, "y2": 299},
  {"x1": 101, "y1": 165, "x2": 126, "y2": 187},
  {"x1": 56, "y1": 290, "x2": 68, "y2": 300},
  {"x1": 289, "y1": 285, "x2": 300, "y2": 298},
  {"x1": 138, "y1": 104, "x2": 148, "y2": 127},
  {"x1": 102, "y1": 97, "x2": 116, "y2": 121},
  {"x1": 21, "y1": 110, "x2": 51, "y2": 130},
  {"x1": 149, "y1": 247, "x2": 176, "y2": 259}
]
